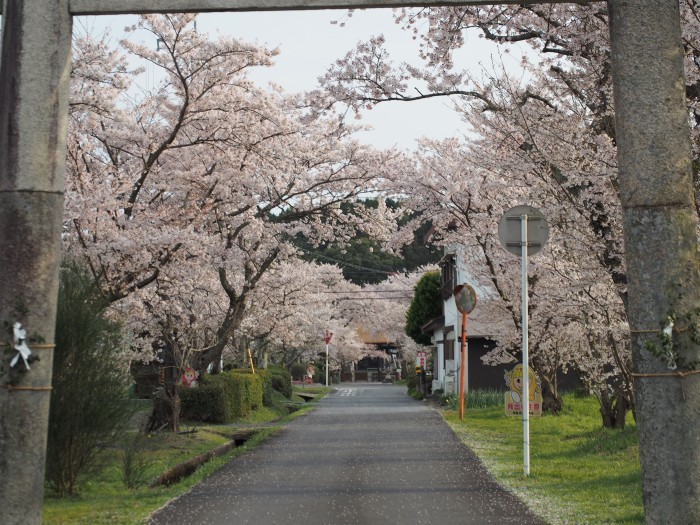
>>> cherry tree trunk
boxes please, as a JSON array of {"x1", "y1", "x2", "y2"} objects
[
  {"x1": 146, "y1": 383, "x2": 180, "y2": 433},
  {"x1": 0, "y1": 2, "x2": 72, "y2": 523},
  {"x1": 539, "y1": 374, "x2": 562, "y2": 415},
  {"x1": 599, "y1": 389, "x2": 628, "y2": 430},
  {"x1": 609, "y1": 0, "x2": 700, "y2": 521}
]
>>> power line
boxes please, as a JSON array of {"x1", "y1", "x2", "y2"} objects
[
  {"x1": 332, "y1": 296, "x2": 410, "y2": 301},
  {"x1": 293, "y1": 244, "x2": 403, "y2": 276},
  {"x1": 316, "y1": 289, "x2": 413, "y2": 294}
]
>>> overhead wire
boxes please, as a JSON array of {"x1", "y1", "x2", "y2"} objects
[{"x1": 293, "y1": 243, "x2": 405, "y2": 277}]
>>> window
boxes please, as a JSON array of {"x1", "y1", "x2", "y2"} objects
[
  {"x1": 439, "y1": 254, "x2": 457, "y2": 300},
  {"x1": 443, "y1": 327, "x2": 455, "y2": 360}
]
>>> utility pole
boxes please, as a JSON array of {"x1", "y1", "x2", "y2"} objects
[{"x1": 324, "y1": 331, "x2": 333, "y2": 386}]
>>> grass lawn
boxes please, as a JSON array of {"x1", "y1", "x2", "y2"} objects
[
  {"x1": 42, "y1": 427, "x2": 278, "y2": 524},
  {"x1": 443, "y1": 394, "x2": 644, "y2": 525},
  {"x1": 42, "y1": 387, "x2": 330, "y2": 524}
]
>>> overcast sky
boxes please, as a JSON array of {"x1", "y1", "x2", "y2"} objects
[{"x1": 77, "y1": 9, "x2": 523, "y2": 150}]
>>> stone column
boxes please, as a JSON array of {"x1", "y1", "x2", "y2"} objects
[
  {"x1": 0, "y1": 1, "x2": 72, "y2": 523},
  {"x1": 609, "y1": 0, "x2": 700, "y2": 522}
]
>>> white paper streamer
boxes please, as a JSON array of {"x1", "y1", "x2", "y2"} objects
[
  {"x1": 663, "y1": 318, "x2": 676, "y2": 370},
  {"x1": 9, "y1": 322, "x2": 32, "y2": 370}
]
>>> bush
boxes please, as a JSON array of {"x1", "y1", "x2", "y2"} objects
[
  {"x1": 263, "y1": 366, "x2": 292, "y2": 399},
  {"x1": 406, "y1": 365, "x2": 418, "y2": 391},
  {"x1": 409, "y1": 389, "x2": 425, "y2": 400},
  {"x1": 120, "y1": 433, "x2": 153, "y2": 489},
  {"x1": 179, "y1": 371, "x2": 264, "y2": 423},
  {"x1": 271, "y1": 372, "x2": 292, "y2": 397},
  {"x1": 290, "y1": 362, "x2": 307, "y2": 381},
  {"x1": 259, "y1": 369, "x2": 275, "y2": 407},
  {"x1": 46, "y1": 263, "x2": 134, "y2": 496},
  {"x1": 179, "y1": 375, "x2": 236, "y2": 423},
  {"x1": 229, "y1": 371, "x2": 263, "y2": 411},
  {"x1": 257, "y1": 366, "x2": 292, "y2": 407}
]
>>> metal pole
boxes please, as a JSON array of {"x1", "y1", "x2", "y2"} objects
[
  {"x1": 325, "y1": 342, "x2": 329, "y2": 387},
  {"x1": 459, "y1": 310, "x2": 467, "y2": 420},
  {"x1": 521, "y1": 215, "x2": 530, "y2": 477},
  {"x1": 247, "y1": 348, "x2": 255, "y2": 375}
]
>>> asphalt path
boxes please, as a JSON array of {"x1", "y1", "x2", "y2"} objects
[{"x1": 149, "y1": 383, "x2": 546, "y2": 525}]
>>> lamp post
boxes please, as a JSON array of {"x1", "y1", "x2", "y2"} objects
[
  {"x1": 324, "y1": 331, "x2": 333, "y2": 386},
  {"x1": 453, "y1": 284, "x2": 477, "y2": 420}
]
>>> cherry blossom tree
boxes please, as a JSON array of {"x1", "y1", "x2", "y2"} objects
[
  {"x1": 241, "y1": 260, "x2": 359, "y2": 367},
  {"x1": 313, "y1": 4, "x2": 700, "y2": 423},
  {"x1": 358, "y1": 269, "x2": 429, "y2": 372},
  {"x1": 313, "y1": 8, "x2": 700, "y2": 519},
  {"x1": 382, "y1": 131, "x2": 629, "y2": 416},
  {"x1": 64, "y1": 14, "x2": 402, "y2": 429},
  {"x1": 244, "y1": 258, "x2": 422, "y2": 376}
]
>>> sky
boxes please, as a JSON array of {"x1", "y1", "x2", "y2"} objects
[{"x1": 76, "y1": 8, "x2": 524, "y2": 150}]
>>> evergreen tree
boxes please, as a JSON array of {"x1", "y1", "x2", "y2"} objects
[
  {"x1": 46, "y1": 263, "x2": 134, "y2": 496},
  {"x1": 405, "y1": 271, "x2": 442, "y2": 345}
]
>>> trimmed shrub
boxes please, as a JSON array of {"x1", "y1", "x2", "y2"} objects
[
  {"x1": 259, "y1": 369, "x2": 275, "y2": 407},
  {"x1": 179, "y1": 371, "x2": 264, "y2": 423},
  {"x1": 290, "y1": 362, "x2": 306, "y2": 381},
  {"x1": 229, "y1": 371, "x2": 263, "y2": 411},
  {"x1": 261, "y1": 366, "x2": 292, "y2": 402},
  {"x1": 179, "y1": 374, "x2": 237, "y2": 423},
  {"x1": 257, "y1": 366, "x2": 293, "y2": 406},
  {"x1": 271, "y1": 372, "x2": 292, "y2": 397}
]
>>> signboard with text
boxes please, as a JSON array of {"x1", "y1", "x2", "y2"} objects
[{"x1": 504, "y1": 364, "x2": 543, "y2": 417}]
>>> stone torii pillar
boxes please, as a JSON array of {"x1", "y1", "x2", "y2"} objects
[
  {"x1": 608, "y1": 1, "x2": 700, "y2": 522},
  {"x1": 1, "y1": 1, "x2": 698, "y2": 523},
  {"x1": 0, "y1": 1, "x2": 72, "y2": 523}
]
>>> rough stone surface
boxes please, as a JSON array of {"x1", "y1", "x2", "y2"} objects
[
  {"x1": 0, "y1": 1, "x2": 71, "y2": 523},
  {"x1": 609, "y1": 0, "x2": 700, "y2": 522},
  {"x1": 67, "y1": 0, "x2": 570, "y2": 17}
]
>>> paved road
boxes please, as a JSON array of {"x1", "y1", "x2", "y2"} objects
[{"x1": 150, "y1": 384, "x2": 545, "y2": 525}]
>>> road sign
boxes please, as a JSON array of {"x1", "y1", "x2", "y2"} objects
[
  {"x1": 453, "y1": 284, "x2": 477, "y2": 314},
  {"x1": 497, "y1": 205, "x2": 549, "y2": 257},
  {"x1": 497, "y1": 204, "x2": 549, "y2": 477}
]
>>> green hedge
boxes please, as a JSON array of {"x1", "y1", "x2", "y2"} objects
[
  {"x1": 259, "y1": 366, "x2": 292, "y2": 405},
  {"x1": 179, "y1": 374, "x2": 237, "y2": 423},
  {"x1": 228, "y1": 371, "x2": 263, "y2": 412},
  {"x1": 259, "y1": 370, "x2": 274, "y2": 407},
  {"x1": 290, "y1": 362, "x2": 306, "y2": 381},
  {"x1": 179, "y1": 371, "x2": 264, "y2": 423}
]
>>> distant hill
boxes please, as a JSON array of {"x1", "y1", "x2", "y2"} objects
[{"x1": 295, "y1": 198, "x2": 440, "y2": 285}]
